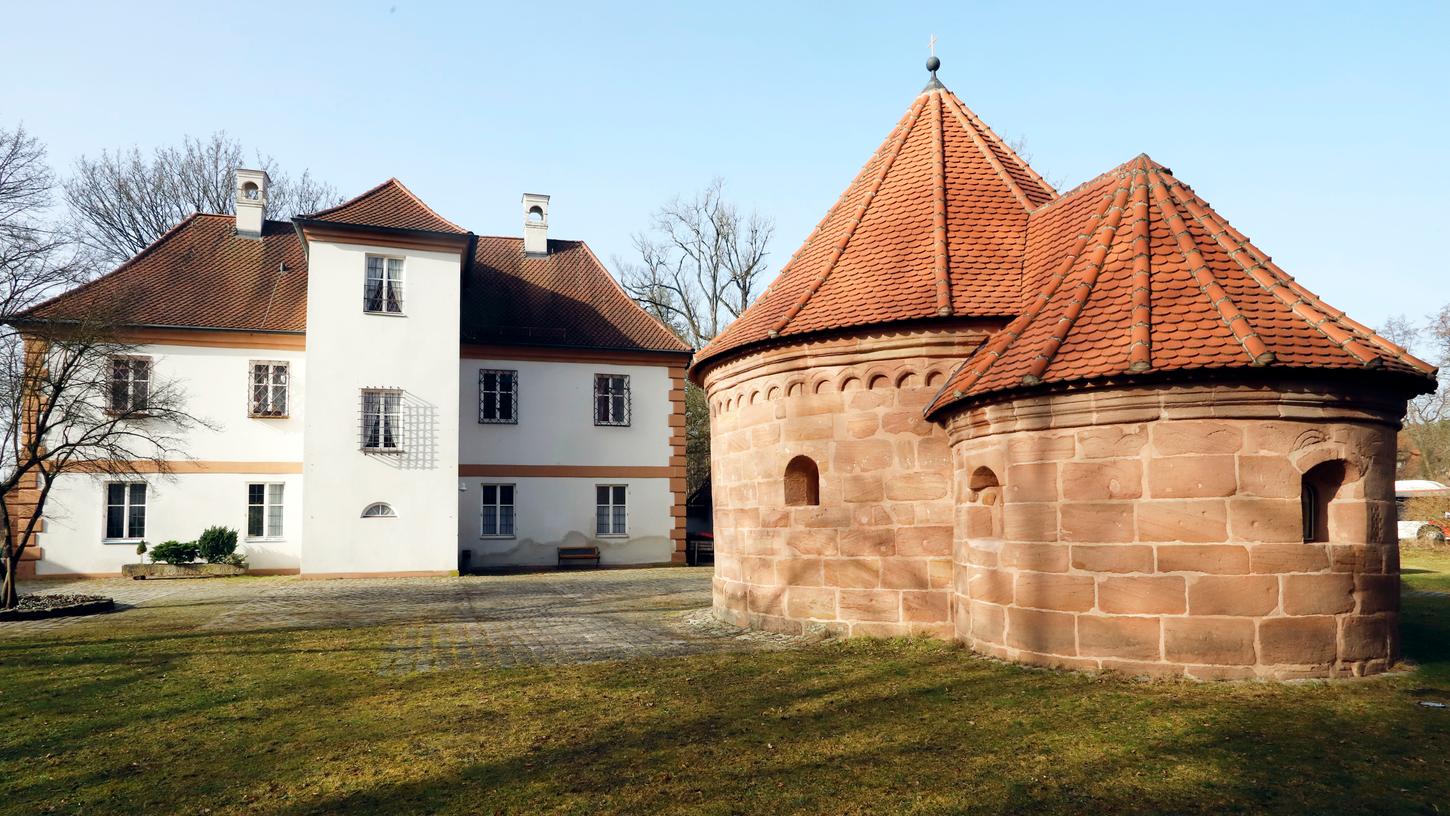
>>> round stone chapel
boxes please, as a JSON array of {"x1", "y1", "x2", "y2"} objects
[{"x1": 689, "y1": 64, "x2": 1437, "y2": 680}]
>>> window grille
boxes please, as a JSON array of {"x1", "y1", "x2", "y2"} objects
[
  {"x1": 364, "y1": 256, "x2": 404, "y2": 313},
  {"x1": 480, "y1": 484, "x2": 516, "y2": 537},
  {"x1": 105, "y1": 482, "x2": 147, "y2": 539},
  {"x1": 595, "y1": 484, "x2": 627, "y2": 536},
  {"x1": 360, "y1": 389, "x2": 403, "y2": 452},
  {"x1": 478, "y1": 369, "x2": 518, "y2": 424},
  {"x1": 109, "y1": 357, "x2": 151, "y2": 413},
  {"x1": 249, "y1": 361, "x2": 289, "y2": 417},
  {"x1": 361, "y1": 502, "x2": 396, "y2": 518},
  {"x1": 247, "y1": 483, "x2": 285, "y2": 538},
  {"x1": 593, "y1": 374, "x2": 631, "y2": 426}
]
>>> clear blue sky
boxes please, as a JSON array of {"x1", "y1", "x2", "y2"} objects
[{"x1": 4, "y1": 1, "x2": 1446, "y2": 332}]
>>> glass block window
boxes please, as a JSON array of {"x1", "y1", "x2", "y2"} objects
[
  {"x1": 109, "y1": 357, "x2": 150, "y2": 413},
  {"x1": 595, "y1": 484, "x2": 627, "y2": 536},
  {"x1": 104, "y1": 482, "x2": 146, "y2": 540},
  {"x1": 478, "y1": 369, "x2": 518, "y2": 424},
  {"x1": 364, "y1": 256, "x2": 404, "y2": 313},
  {"x1": 480, "y1": 484, "x2": 516, "y2": 537},
  {"x1": 247, "y1": 483, "x2": 284, "y2": 539},
  {"x1": 593, "y1": 374, "x2": 630, "y2": 426},
  {"x1": 249, "y1": 361, "x2": 289, "y2": 417},
  {"x1": 361, "y1": 389, "x2": 402, "y2": 451}
]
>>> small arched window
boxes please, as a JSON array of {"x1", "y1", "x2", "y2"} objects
[
  {"x1": 527, "y1": 206, "x2": 544, "y2": 222},
  {"x1": 361, "y1": 502, "x2": 396, "y2": 518},
  {"x1": 1301, "y1": 460, "x2": 1346, "y2": 543},
  {"x1": 784, "y1": 455, "x2": 820, "y2": 507},
  {"x1": 241, "y1": 181, "x2": 260, "y2": 200},
  {"x1": 968, "y1": 466, "x2": 1003, "y2": 539}
]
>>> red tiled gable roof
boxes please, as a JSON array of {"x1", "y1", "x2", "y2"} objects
[
  {"x1": 22, "y1": 181, "x2": 687, "y2": 354},
  {"x1": 463, "y1": 237, "x2": 689, "y2": 352},
  {"x1": 302, "y1": 178, "x2": 467, "y2": 234},
  {"x1": 23, "y1": 214, "x2": 306, "y2": 332},
  {"x1": 924, "y1": 155, "x2": 1436, "y2": 416},
  {"x1": 693, "y1": 82, "x2": 1056, "y2": 369}
]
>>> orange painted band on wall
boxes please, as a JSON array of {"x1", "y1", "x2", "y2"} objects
[{"x1": 458, "y1": 464, "x2": 673, "y2": 478}]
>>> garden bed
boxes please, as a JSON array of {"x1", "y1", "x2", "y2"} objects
[
  {"x1": 0, "y1": 594, "x2": 114, "y2": 621},
  {"x1": 122, "y1": 563, "x2": 246, "y2": 580}
]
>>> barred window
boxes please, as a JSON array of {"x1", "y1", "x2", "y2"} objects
[
  {"x1": 247, "y1": 483, "x2": 284, "y2": 539},
  {"x1": 249, "y1": 361, "x2": 289, "y2": 417},
  {"x1": 595, "y1": 484, "x2": 627, "y2": 537},
  {"x1": 361, "y1": 389, "x2": 402, "y2": 452},
  {"x1": 105, "y1": 482, "x2": 146, "y2": 540},
  {"x1": 478, "y1": 369, "x2": 518, "y2": 424},
  {"x1": 593, "y1": 374, "x2": 630, "y2": 426},
  {"x1": 364, "y1": 256, "x2": 404, "y2": 313},
  {"x1": 109, "y1": 357, "x2": 150, "y2": 413},
  {"x1": 480, "y1": 484, "x2": 515, "y2": 537}
]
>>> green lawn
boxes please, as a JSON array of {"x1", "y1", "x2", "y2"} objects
[{"x1": 5, "y1": 559, "x2": 1450, "y2": 816}]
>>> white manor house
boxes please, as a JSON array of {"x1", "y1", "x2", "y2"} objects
[{"x1": 17, "y1": 171, "x2": 690, "y2": 578}]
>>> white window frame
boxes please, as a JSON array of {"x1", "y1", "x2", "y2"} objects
[
  {"x1": 360, "y1": 388, "x2": 403, "y2": 453},
  {"x1": 363, "y1": 255, "x2": 405, "y2": 315},
  {"x1": 248, "y1": 361, "x2": 289, "y2": 418},
  {"x1": 109, "y1": 356, "x2": 151, "y2": 413},
  {"x1": 595, "y1": 484, "x2": 628, "y2": 537},
  {"x1": 103, "y1": 482, "x2": 147, "y2": 542},
  {"x1": 361, "y1": 502, "x2": 396, "y2": 518},
  {"x1": 479, "y1": 483, "x2": 516, "y2": 538},
  {"x1": 593, "y1": 373, "x2": 631, "y2": 426},
  {"x1": 478, "y1": 369, "x2": 518, "y2": 424},
  {"x1": 246, "y1": 482, "x2": 285, "y2": 540}
]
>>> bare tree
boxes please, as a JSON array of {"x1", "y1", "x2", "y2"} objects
[
  {"x1": 614, "y1": 178, "x2": 773, "y2": 350},
  {"x1": 0, "y1": 123, "x2": 203, "y2": 607},
  {"x1": 1382, "y1": 310, "x2": 1450, "y2": 481},
  {"x1": 615, "y1": 180, "x2": 774, "y2": 495},
  {"x1": 63, "y1": 131, "x2": 341, "y2": 266},
  {"x1": 1005, "y1": 135, "x2": 1065, "y2": 191}
]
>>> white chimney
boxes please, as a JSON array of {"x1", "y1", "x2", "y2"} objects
[
  {"x1": 235, "y1": 168, "x2": 270, "y2": 239},
  {"x1": 522, "y1": 193, "x2": 549, "y2": 257}
]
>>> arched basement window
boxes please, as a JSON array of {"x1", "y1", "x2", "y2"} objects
[
  {"x1": 362, "y1": 502, "x2": 397, "y2": 519},
  {"x1": 784, "y1": 456, "x2": 820, "y2": 507},
  {"x1": 1301, "y1": 461, "x2": 1346, "y2": 543}
]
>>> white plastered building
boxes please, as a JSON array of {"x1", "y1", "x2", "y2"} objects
[{"x1": 17, "y1": 173, "x2": 690, "y2": 577}]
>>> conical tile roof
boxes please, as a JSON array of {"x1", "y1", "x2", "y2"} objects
[
  {"x1": 693, "y1": 80, "x2": 1055, "y2": 368},
  {"x1": 925, "y1": 155, "x2": 1436, "y2": 416}
]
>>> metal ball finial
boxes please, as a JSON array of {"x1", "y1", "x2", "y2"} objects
[{"x1": 926, "y1": 55, "x2": 941, "y2": 73}]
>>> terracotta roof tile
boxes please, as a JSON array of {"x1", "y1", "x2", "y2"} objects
[
  {"x1": 694, "y1": 82, "x2": 1055, "y2": 369},
  {"x1": 23, "y1": 181, "x2": 687, "y2": 355},
  {"x1": 463, "y1": 237, "x2": 689, "y2": 352},
  {"x1": 926, "y1": 156, "x2": 1437, "y2": 416},
  {"x1": 302, "y1": 178, "x2": 467, "y2": 234},
  {"x1": 23, "y1": 215, "x2": 306, "y2": 332}
]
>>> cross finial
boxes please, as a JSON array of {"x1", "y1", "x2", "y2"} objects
[
  {"x1": 929, "y1": 34, "x2": 937, "y2": 57},
  {"x1": 924, "y1": 35, "x2": 942, "y2": 89}
]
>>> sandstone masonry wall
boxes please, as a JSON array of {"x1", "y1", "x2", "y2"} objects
[
  {"x1": 702, "y1": 326, "x2": 996, "y2": 636},
  {"x1": 946, "y1": 382, "x2": 1403, "y2": 680}
]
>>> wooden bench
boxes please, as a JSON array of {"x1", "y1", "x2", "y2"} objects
[{"x1": 557, "y1": 545, "x2": 601, "y2": 568}]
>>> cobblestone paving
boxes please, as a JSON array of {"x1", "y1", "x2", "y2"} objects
[{"x1": 10, "y1": 568, "x2": 808, "y2": 672}]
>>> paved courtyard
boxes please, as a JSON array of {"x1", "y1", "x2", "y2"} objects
[{"x1": 8, "y1": 567, "x2": 804, "y2": 672}]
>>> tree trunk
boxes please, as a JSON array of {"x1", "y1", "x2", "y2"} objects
[{"x1": 1, "y1": 554, "x2": 17, "y2": 609}]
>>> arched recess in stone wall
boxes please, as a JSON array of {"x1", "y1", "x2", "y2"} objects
[
  {"x1": 784, "y1": 455, "x2": 820, "y2": 506},
  {"x1": 966, "y1": 465, "x2": 1003, "y2": 539}
]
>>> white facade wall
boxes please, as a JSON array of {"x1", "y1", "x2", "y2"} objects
[
  {"x1": 458, "y1": 359, "x2": 672, "y2": 467},
  {"x1": 458, "y1": 477, "x2": 673, "y2": 567},
  {"x1": 301, "y1": 238, "x2": 462, "y2": 575},
  {"x1": 34, "y1": 341, "x2": 306, "y2": 575},
  {"x1": 457, "y1": 357, "x2": 675, "y2": 567},
  {"x1": 38, "y1": 472, "x2": 304, "y2": 575}
]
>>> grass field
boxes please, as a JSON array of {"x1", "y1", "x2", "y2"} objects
[{"x1": 4, "y1": 553, "x2": 1449, "y2": 815}]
